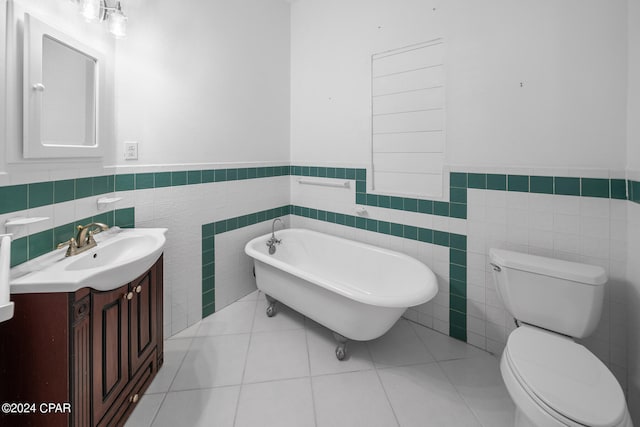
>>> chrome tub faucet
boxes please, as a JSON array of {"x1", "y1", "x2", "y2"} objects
[{"x1": 266, "y1": 218, "x2": 283, "y2": 254}]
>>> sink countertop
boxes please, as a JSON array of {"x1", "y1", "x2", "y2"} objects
[{"x1": 10, "y1": 227, "x2": 167, "y2": 294}]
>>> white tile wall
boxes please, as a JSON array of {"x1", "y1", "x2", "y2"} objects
[
  {"x1": 125, "y1": 174, "x2": 290, "y2": 338},
  {"x1": 289, "y1": 169, "x2": 630, "y2": 394},
  {"x1": 467, "y1": 188, "x2": 628, "y2": 389},
  {"x1": 289, "y1": 176, "x2": 456, "y2": 338},
  {"x1": 627, "y1": 199, "x2": 640, "y2": 420},
  {"x1": 3, "y1": 164, "x2": 632, "y2": 398},
  {"x1": 214, "y1": 218, "x2": 290, "y2": 310}
]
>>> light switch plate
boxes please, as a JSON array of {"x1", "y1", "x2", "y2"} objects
[{"x1": 124, "y1": 141, "x2": 138, "y2": 160}]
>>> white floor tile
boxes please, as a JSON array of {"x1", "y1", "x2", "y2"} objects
[
  {"x1": 237, "y1": 290, "x2": 260, "y2": 302},
  {"x1": 252, "y1": 300, "x2": 306, "y2": 332},
  {"x1": 312, "y1": 370, "x2": 398, "y2": 427},
  {"x1": 235, "y1": 378, "x2": 315, "y2": 427},
  {"x1": 125, "y1": 393, "x2": 165, "y2": 427},
  {"x1": 304, "y1": 316, "x2": 324, "y2": 329},
  {"x1": 439, "y1": 357, "x2": 516, "y2": 427},
  {"x1": 151, "y1": 386, "x2": 240, "y2": 427},
  {"x1": 410, "y1": 322, "x2": 493, "y2": 361},
  {"x1": 243, "y1": 329, "x2": 310, "y2": 383},
  {"x1": 306, "y1": 326, "x2": 373, "y2": 376},
  {"x1": 377, "y1": 363, "x2": 482, "y2": 426},
  {"x1": 367, "y1": 319, "x2": 435, "y2": 367},
  {"x1": 168, "y1": 322, "x2": 200, "y2": 340},
  {"x1": 171, "y1": 334, "x2": 250, "y2": 390},
  {"x1": 138, "y1": 295, "x2": 518, "y2": 427},
  {"x1": 197, "y1": 301, "x2": 257, "y2": 336},
  {"x1": 146, "y1": 338, "x2": 192, "y2": 394}
]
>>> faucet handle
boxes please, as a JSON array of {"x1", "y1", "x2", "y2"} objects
[
  {"x1": 57, "y1": 237, "x2": 77, "y2": 250},
  {"x1": 57, "y1": 237, "x2": 78, "y2": 257},
  {"x1": 86, "y1": 232, "x2": 97, "y2": 246}
]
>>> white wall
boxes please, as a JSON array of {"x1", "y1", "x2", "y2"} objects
[
  {"x1": 628, "y1": 202, "x2": 640, "y2": 422},
  {"x1": 0, "y1": 0, "x2": 119, "y2": 247},
  {"x1": 1, "y1": 0, "x2": 291, "y2": 336},
  {"x1": 289, "y1": 0, "x2": 632, "y2": 405},
  {"x1": 115, "y1": 172, "x2": 290, "y2": 336},
  {"x1": 114, "y1": 0, "x2": 290, "y2": 165},
  {"x1": 290, "y1": 0, "x2": 628, "y2": 171},
  {"x1": 112, "y1": 0, "x2": 291, "y2": 334},
  {"x1": 1, "y1": 0, "x2": 117, "y2": 176},
  {"x1": 628, "y1": 0, "x2": 640, "y2": 172},
  {"x1": 626, "y1": 0, "x2": 640, "y2": 422}
]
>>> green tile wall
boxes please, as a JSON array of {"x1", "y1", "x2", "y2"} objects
[
  {"x1": 629, "y1": 180, "x2": 640, "y2": 204},
  {"x1": 201, "y1": 205, "x2": 290, "y2": 317},
  {"x1": 154, "y1": 172, "x2": 171, "y2": 188},
  {"x1": 0, "y1": 185, "x2": 28, "y2": 214},
  {"x1": 28, "y1": 182, "x2": 54, "y2": 208},
  {"x1": 292, "y1": 166, "x2": 461, "y2": 219},
  {"x1": 554, "y1": 177, "x2": 580, "y2": 196},
  {"x1": 54, "y1": 179, "x2": 75, "y2": 203},
  {"x1": 529, "y1": 176, "x2": 553, "y2": 194},
  {"x1": 487, "y1": 174, "x2": 506, "y2": 191},
  {"x1": 449, "y1": 172, "x2": 629, "y2": 200},
  {"x1": 0, "y1": 167, "x2": 627, "y2": 221}
]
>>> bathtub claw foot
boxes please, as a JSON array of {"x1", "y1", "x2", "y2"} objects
[
  {"x1": 265, "y1": 294, "x2": 278, "y2": 317},
  {"x1": 333, "y1": 332, "x2": 348, "y2": 361},
  {"x1": 335, "y1": 344, "x2": 347, "y2": 361},
  {"x1": 266, "y1": 304, "x2": 277, "y2": 317}
]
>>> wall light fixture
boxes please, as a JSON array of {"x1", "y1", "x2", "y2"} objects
[{"x1": 75, "y1": 0, "x2": 128, "y2": 38}]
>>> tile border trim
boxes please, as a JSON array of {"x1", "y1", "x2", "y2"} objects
[{"x1": 1, "y1": 166, "x2": 630, "y2": 218}]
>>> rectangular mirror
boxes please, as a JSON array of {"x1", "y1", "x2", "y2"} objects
[
  {"x1": 41, "y1": 35, "x2": 97, "y2": 147},
  {"x1": 23, "y1": 13, "x2": 105, "y2": 158}
]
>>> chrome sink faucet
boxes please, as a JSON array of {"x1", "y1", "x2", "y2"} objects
[
  {"x1": 266, "y1": 218, "x2": 283, "y2": 254},
  {"x1": 57, "y1": 222, "x2": 109, "y2": 257}
]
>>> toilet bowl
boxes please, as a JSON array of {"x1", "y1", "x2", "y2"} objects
[
  {"x1": 501, "y1": 325, "x2": 632, "y2": 427},
  {"x1": 489, "y1": 249, "x2": 633, "y2": 427}
]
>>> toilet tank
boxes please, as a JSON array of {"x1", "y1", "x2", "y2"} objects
[{"x1": 489, "y1": 249, "x2": 606, "y2": 338}]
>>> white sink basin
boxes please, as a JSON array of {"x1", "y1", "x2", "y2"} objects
[{"x1": 10, "y1": 228, "x2": 167, "y2": 293}]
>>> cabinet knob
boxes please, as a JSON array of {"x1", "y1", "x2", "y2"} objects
[
  {"x1": 135, "y1": 285, "x2": 142, "y2": 294},
  {"x1": 124, "y1": 291, "x2": 133, "y2": 300},
  {"x1": 129, "y1": 393, "x2": 139, "y2": 403}
]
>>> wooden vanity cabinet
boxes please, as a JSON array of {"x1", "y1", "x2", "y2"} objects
[{"x1": 0, "y1": 255, "x2": 164, "y2": 427}]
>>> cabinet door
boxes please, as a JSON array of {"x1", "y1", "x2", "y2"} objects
[
  {"x1": 129, "y1": 264, "x2": 158, "y2": 375},
  {"x1": 92, "y1": 285, "x2": 129, "y2": 424}
]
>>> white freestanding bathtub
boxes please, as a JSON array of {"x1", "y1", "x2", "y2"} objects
[{"x1": 244, "y1": 227, "x2": 438, "y2": 359}]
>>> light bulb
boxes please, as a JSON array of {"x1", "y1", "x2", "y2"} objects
[
  {"x1": 80, "y1": 0, "x2": 101, "y2": 22},
  {"x1": 108, "y1": 4, "x2": 127, "y2": 38}
]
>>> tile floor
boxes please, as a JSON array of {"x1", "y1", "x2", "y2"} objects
[{"x1": 126, "y1": 291, "x2": 516, "y2": 427}]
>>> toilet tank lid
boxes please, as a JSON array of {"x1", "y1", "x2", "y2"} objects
[{"x1": 489, "y1": 249, "x2": 607, "y2": 286}]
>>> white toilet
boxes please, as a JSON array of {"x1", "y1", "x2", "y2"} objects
[{"x1": 489, "y1": 248, "x2": 633, "y2": 427}]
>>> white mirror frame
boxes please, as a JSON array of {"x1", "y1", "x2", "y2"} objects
[{"x1": 23, "y1": 13, "x2": 105, "y2": 159}]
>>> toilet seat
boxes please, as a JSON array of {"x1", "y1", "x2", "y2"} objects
[{"x1": 503, "y1": 325, "x2": 629, "y2": 427}]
